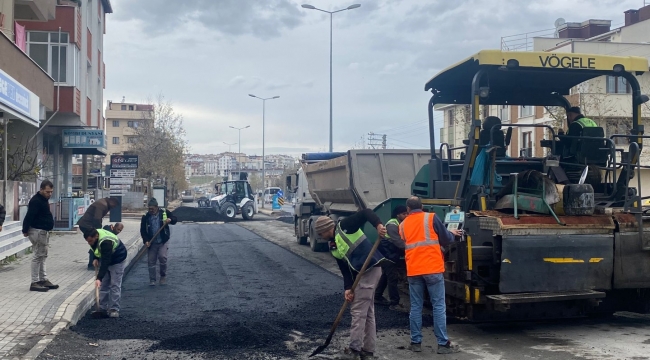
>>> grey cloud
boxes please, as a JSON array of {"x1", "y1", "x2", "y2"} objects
[{"x1": 115, "y1": 0, "x2": 302, "y2": 39}]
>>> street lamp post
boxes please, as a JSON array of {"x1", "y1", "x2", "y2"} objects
[
  {"x1": 301, "y1": 3, "x2": 361, "y2": 152},
  {"x1": 229, "y1": 125, "x2": 250, "y2": 174},
  {"x1": 248, "y1": 94, "x2": 280, "y2": 208}
]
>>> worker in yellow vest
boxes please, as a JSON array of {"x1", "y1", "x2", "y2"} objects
[
  {"x1": 85, "y1": 228, "x2": 128, "y2": 318},
  {"x1": 566, "y1": 106, "x2": 597, "y2": 136}
]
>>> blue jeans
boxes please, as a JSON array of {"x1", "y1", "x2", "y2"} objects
[{"x1": 408, "y1": 273, "x2": 448, "y2": 345}]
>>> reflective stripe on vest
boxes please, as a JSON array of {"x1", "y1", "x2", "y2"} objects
[
  {"x1": 384, "y1": 218, "x2": 399, "y2": 239},
  {"x1": 575, "y1": 117, "x2": 597, "y2": 129},
  {"x1": 331, "y1": 223, "x2": 383, "y2": 272},
  {"x1": 400, "y1": 211, "x2": 444, "y2": 276},
  {"x1": 333, "y1": 225, "x2": 366, "y2": 259},
  {"x1": 404, "y1": 213, "x2": 440, "y2": 250},
  {"x1": 93, "y1": 229, "x2": 120, "y2": 258}
]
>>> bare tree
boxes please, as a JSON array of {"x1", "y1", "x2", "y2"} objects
[
  {"x1": 0, "y1": 127, "x2": 47, "y2": 181},
  {"x1": 248, "y1": 173, "x2": 263, "y2": 192},
  {"x1": 129, "y1": 95, "x2": 188, "y2": 195}
]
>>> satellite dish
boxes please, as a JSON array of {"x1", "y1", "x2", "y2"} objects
[{"x1": 554, "y1": 18, "x2": 566, "y2": 28}]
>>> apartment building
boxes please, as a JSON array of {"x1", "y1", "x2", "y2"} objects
[
  {"x1": 10, "y1": 0, "x2": 113, "y2": 198},
  {"x1": 104, "y1": 100, "x2": 153, "y2": 164},
  {"x1": 0, "y1": 1, "x2": 55, "y2": 196}
]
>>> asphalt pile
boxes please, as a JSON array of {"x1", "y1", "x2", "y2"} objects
[
  {"x1": 49, "y1": 224, "x2": 421, "y2": 359},
  {"x1": 171, "y1": 206, "x2": 231, "y2": 223},
  {"x1": 70, "y1": 293, "x2": 415, "y2": 359}
]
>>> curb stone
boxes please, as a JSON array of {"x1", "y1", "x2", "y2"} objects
[{"x1": 21, "y1": 233, "x2": 144, "y2": 360}]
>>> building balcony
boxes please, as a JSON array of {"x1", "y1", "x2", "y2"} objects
[
  {"x1": 0, "y1": 31, "x2": 54, "y2": 110},
  {"x1": 14, "y1": 0, "x2": 56, "y2": 21}
]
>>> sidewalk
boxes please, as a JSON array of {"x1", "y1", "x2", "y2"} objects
[{"x1": 0, "y1": 219, "x2": 143, "y2": 360}]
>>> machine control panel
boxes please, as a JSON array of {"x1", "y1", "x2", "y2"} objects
[{"x1": 444, "y1": 209, "x2": 465, "y2": 231}]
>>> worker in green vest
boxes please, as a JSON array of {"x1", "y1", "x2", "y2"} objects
[
  {"x1": 375, "y1": 205, "x2": 408, "y2": 311},
  {"x1": 315, "y1": 211, "x2": 386, "y2": 360},
  {"x1": 566, "y1": 106, "x2": 597, "y2": 136},
  {"x1": 85, "y1": 228, "x2": 128, "y2": 318}
]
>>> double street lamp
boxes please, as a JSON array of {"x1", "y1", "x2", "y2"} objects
[
  {"x1": 229, "y1": 125, "x2": 250, "y2": 173},
  {"x1": 301, "y1": 3, "x2": 361, "y2": 152},
  {"x1": 249, "y1": 94, "x2": 279, "y2": 208},
  {"x1": 223, "y1": 142, "x2": 236, "y2": 153}
]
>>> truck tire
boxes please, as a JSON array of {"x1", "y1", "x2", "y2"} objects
[
  {"x1": 242, "y1": 203, "x2": 254, "y2": 220},
  {"x1": 295, "y1": 219, "x2": 308, "y2": 245},
  {"x1": 220, "y1": 202, "x2": 237, "y2": 219},
  {"x1": 309, "y1": 221, "x2": 329, "y2": 252}
]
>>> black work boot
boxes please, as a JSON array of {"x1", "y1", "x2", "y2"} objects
[
  {"x1": 30, "y1": 282, "x2": 49, "y2": 292},
  {"x1": 39, "y1": 280, "x2": 59, "y2": 289}
]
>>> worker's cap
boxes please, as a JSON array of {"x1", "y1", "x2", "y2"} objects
[
  {"x1": 314, "y1": 216, "x2": 335, "y2": 234},
  {"x1": 392, "y1": 205, "x2": 408, "y2": 218},
  {"x1": 567, "y1": 106, "x2": 581, "y2": 114},
  {"x1": 148, "y1": 198, "x2": 159, "y2": 207}
]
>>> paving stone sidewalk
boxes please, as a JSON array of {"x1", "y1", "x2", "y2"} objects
[{"x1": 0, "y1": 219, "x2": 143, "y2": 359}]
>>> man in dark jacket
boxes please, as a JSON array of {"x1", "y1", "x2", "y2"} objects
[
  {"x1": 0, "y1": 203, "x2": 6, "y2": 232},
  {"x1": 86, "y1": 228, "x2": 128, "y2": 318},
  {"x1": 315, "y1": 210, "x2": 386, "y2": 360},
  {"x1": 140, "y1": 198, "x2": 177, "y2": 286},
  {"x1": 23, "y1": 180, "x2": 56, "y2": 292},
  {"x1": 103, "y1": 222, "x2": 123, "y2": 235},
  {"x1": 375, "y1": 205, "x2": 408, "y2": 310},
  {"x1": 78, "y1": 197, "x2": 119, "y2": 270}
]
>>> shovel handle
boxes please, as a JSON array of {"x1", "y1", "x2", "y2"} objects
[
  {"x1": 94, "y1": 266, "x2": 100, "y2": 311},
  {"x1": 134, "y1": 222, "x2": 169, "y2": 263}
]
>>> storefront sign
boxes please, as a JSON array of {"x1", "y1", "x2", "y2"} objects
[
  {"x1": 62, "y1": 129, "x2": 105, "y2": 148},
  {"x1": 0, "y1": 68, "x2": 39, "y2": 126},
  {"x1": 110, "y1": 155, "x2": 139, "y2": 169}
]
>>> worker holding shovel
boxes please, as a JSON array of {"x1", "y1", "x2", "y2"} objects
[
  {"x1": 140, "y1": 198, "x2": 177, "y2": 286},
  {"x1": 314, "y1": 211, "x2": 386, "y2": 360},
  {"x1": 85, "y1": 228, "x2": 128, "y2": 318}
]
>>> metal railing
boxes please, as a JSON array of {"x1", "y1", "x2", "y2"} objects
[{"x1": 501, "y1": 28, "x2": 556, "y2": 52}]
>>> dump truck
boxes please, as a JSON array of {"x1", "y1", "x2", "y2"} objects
[
  {"x1": 287, "y1": 150, "x2": 431, "y2": 252},
  {"x1": 415, "y1": 49, "x2": 650, "y2": 320}
]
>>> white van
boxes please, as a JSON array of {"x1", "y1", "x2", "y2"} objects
[{"x1": 263, "y1": 187, "x2": 281, "y2": 204}]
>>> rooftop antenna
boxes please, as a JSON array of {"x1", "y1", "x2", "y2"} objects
[{"x1": 554, "y1": 18, "x2": 566, "y2": 38}]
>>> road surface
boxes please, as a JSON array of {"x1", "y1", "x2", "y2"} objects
[{"x1": 37, "y1": 218, "x2": 650, "y2": 359}]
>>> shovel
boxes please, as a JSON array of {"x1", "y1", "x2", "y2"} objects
[
  {"x1": 132, "y1": 222, "x2": 169, "y2": 264},
  {"x1": 91, "y1": 265, "x2": 108, "y2": 319},
  {"x1": 309, "y1": 235, "x2": 383, "y2": 358}
]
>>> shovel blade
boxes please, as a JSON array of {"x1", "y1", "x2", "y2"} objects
[
  {"x1": 91, "y1": 311, "x2": 108, "y2": 319},
  {"x1": 309, "y1": 344, "x2": 327, "y2": 358}
]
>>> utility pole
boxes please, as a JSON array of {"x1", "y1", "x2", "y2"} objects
[{"x1": 367, "y1": 132, "x2": 386, "y2": 149}]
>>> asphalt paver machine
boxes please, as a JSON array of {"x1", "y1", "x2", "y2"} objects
[{"x1": 415, "y1": 50, "x2": 650, "y2": 320}]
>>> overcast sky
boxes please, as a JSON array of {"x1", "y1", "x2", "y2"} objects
[{"x1": 104, "y1": 0, "x2": 641, "y2": 156}]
